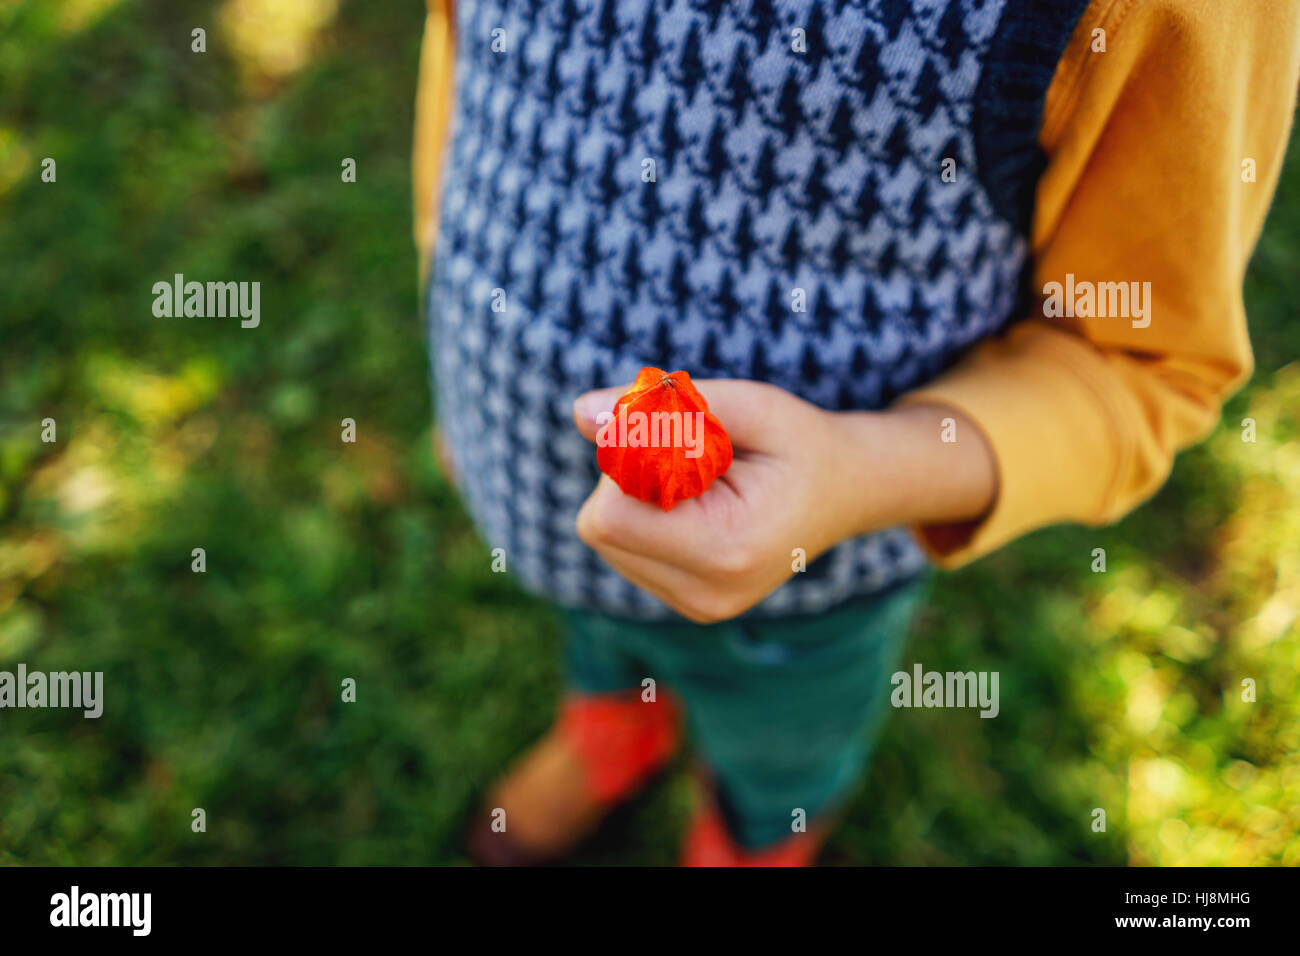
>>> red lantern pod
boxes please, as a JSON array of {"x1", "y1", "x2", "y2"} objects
[{"x1": 595, "y1": 367, "x2": 734, "y2": 511}]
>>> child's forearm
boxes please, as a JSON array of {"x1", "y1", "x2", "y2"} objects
[
  {"x1": 869, "y1": 1, "x2": 1300, "y2": 571},
  {"x1": 832, "y1": 404, "x2": 998, "y2": 538}
]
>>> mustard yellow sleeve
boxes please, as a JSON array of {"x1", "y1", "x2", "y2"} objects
[
  {"x1": 897, "y1": 0, "x2": 1300, "y2": 568},
  {"x1": 413, "y1": 0, "x2": 457, "y2": 281}
]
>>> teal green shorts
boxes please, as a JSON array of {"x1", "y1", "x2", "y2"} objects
[{"x1": 561, "y1": 574, "x2": 931, "y2": 849}]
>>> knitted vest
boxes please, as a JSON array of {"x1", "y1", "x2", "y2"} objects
[{"x1": 427, "y1": 0, "x2": 1090, "y2": 619}]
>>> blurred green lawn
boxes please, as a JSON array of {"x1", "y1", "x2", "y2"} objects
[{"x1": 1, "y1": 0, "x2": 1297, "y2": 865}]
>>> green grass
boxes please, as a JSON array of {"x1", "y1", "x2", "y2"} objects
[{"x1": 2, "y1": 0, "x2": 1298, "y2": 865}]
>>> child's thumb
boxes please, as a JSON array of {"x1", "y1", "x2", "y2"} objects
[{"x1": 572, "y1": 386, "x2": 626, "y2": 443}]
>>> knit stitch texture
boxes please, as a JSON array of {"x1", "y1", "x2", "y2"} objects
[{"x1": 427, "y1": 0, "x2": 1088, "y2": 618}]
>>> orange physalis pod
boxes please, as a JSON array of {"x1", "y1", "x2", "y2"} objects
[{"x1": 595, "y1": 367, "x2": 734, "y2": 511}]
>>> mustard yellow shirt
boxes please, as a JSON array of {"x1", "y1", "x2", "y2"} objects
[{"x1": 412, "y1": 0, "x2": 1300, "y2": 569}]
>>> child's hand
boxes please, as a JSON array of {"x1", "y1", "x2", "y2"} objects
[{"x1": 572, "y1": 379, "x2": 997, "y2": 623}]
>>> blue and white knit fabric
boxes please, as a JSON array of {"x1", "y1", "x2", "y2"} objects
[{"x1": 427, "y1": 0, "x2": 1087, "y2": 619}]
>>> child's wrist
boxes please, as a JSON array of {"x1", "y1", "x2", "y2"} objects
[{"x1": 829, "y1": 403, "x2": 998, "y2": 537}]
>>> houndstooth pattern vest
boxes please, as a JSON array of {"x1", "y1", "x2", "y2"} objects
[{"x1": 427, "y1": 0, "x2": 1090, "y2": 618}]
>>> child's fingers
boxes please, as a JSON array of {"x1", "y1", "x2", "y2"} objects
[
  {"x1": 585, "y1": 538, "x2": 711, "y2": 619},
  {"x1": 585, "y1": 528, "x2": 753, "y2": 624},
  {"x1": 573, "y1": 378, "x2": 799, "y2": 453},
  {"x1": 576, "y1": 473, "x2": 745, "y2": 572},
  {"x1": 572, "y1": 386, "x2": 626, "y2": 443}
]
